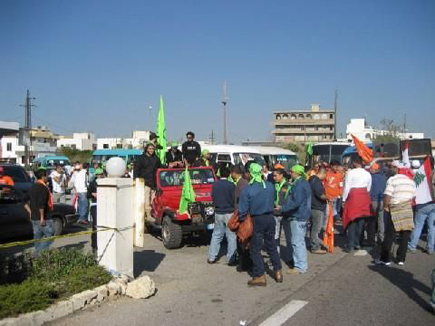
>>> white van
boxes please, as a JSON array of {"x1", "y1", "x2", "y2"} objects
[
  {"x1": 251, "y1": 146, "x2": 298, "y2": 171},
  {"x1": 202, "y1": 144, "x2": 265, "y2": 167}
]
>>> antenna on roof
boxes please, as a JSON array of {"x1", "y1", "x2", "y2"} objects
[{"x1": 222, "y1": 81, "x2": 229, "y2": 144}]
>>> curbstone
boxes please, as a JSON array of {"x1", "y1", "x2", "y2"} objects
[
  {"x1": 43, "y1": 300, "x2": 74, "y2": 322},
  {"x1": 94, "y1": 285, "x2": 109, "y2": 303},
  {"x1": 107, "y1": 281, "x2": 122, "y2": 296},
  {"x1": 114, "y1": 279, "x2": 128, "y2": 295},
  {"x1": 70, "y1": 290, "x2": 98, "y2": 311}
]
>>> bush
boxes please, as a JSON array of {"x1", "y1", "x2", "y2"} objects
[{"x1": 0, "y1": 249, "x2": 112, "y2": 318}]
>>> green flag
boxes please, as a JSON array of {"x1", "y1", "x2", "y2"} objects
[
  {"x1": 157, "y1": 95, "x2": 168, "y2": 165},
  {"x1": 306, "y1": 142, "x2": 314, "y2": 156},
  {"x1": 179, "y1": 166, "x2": 196, "y2": 213}
]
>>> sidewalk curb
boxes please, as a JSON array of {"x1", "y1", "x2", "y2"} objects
[{"x1": 0, "y1": 275, "x2": 133, "y2": 326}]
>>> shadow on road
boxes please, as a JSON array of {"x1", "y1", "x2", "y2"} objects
[
  {"x1": 368, "y1": 265, "x2": 433, "y2": 312},
  {"x1": 134, "y1": 250, "x2": 166, "y2": 277}
]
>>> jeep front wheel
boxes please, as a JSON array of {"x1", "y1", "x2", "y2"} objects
[{"x1": 162, "y1": 216, "x2": 183, "y2": 249}]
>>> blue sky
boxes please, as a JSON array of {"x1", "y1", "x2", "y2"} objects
[{"x1": 1, "y1": 0, "x2": 434, "y2": 143}]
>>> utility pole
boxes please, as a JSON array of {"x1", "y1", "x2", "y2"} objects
[
  {"x1": 222, "y1": 81, "x2": 229, "y2": 144},
  {"x1": 333, "y1": 89, "x2": 338, "y2": 140},
  {"x1": 20, "y1": 89, "x2": 36, "y2": 167},
  {"x1": 209, "y1": 129, "x2": 215, "y2": 145}
]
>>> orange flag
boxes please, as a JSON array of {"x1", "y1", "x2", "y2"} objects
[
  {"x1": 323, "y1": 202, "x2": 334, "y2": 253},
  {"x1": 351, "y1": 134, "x2": 373, "y2": 164}
]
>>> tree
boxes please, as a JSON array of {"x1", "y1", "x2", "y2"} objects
[{"x1": 58, "y1": 147, "x2": 93, "y2": 164}]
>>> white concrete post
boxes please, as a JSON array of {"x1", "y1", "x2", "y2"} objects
[
  {"x1": 133, "y1": 178, "x2": 145, "y2": 248},
  {"x1": 97, "y1": 177, "x2": 134, "y2": 278}
]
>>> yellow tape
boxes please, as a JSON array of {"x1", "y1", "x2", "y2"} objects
[{"x1": 0, "y1": 225, "x2": 134, "y2": 250}]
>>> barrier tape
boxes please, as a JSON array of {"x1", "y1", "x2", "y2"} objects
[{"x1": 0, "y1": 225, "x2": 135, "y2": 250}]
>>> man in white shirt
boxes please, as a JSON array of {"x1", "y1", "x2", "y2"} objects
[
  {"x1": 50, "y1": 165, "x2": 66, "y2": 203},
  {"x1": 71, "y1": 162, "x2": 89, "y2": 224},
  {"x1": 342, "y1": 156, "x2": 372, "y2": 252},
  {"x1": 377, "y1": 160, "x2": 416, "y2": 266}
]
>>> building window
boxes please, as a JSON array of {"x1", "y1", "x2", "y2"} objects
[
  {"x1": 313, "y1": 114, "x2": 320, "y2": 120},
  {"x1": 6, "y1": 143, "x2": 12, "y2": 151},
  {"x1": 298, "y1": 114, "x2": 304, "y2": 119},
  {"x1": 71, "y1": 144, "x2": 76, "y2": 149},
  {"x1": 276, "y1": 114, "x2": 281, "y2": 120},
  {"x1": 330, "y1": 114, "x2": 333, "y2": 119},
  {"x1": 306, "y1": 114, "x2": 312, "y2": 119},
  {"x1": 116, "y1": 144, "x2": 122, "y2": 149},
  {"x1": 283, "y1": 114, "x2": 289, "y2": 119},
  {"x1": 290, "y1": 114, "x2": 296, "y2": 120},
  {"x1": 330, "y1": 126, "x2": 333, "y2": 131},
  {"x1": 103, "y1": 144, "x2": 109, "y2": 149},
  {"x1": 321, "y1": 114, "x2": 327, "y2": 120}
]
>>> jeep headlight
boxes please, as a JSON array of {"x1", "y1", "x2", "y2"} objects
[{"x1": 205, "y1": 206, "x2": 215, "y2": 216}]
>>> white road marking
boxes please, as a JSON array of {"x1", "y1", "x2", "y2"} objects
[
  {"x1": 259, "y1": 300, "x2": 308, "y2": 326},
  {"x1": 354, "y1": 250, "x2": 368, "y2": 256}
]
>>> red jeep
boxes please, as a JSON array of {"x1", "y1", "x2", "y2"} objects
[{"x1": 151, "y1": 166, "x2": 217, "y2": 249}]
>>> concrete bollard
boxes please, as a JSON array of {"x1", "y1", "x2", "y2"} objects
[
  {"x1": 133, "y1": 178, "x2": 145, "y2": 247},
  {"x1": 97, "y1": 177, "x2": 134, "y2": 278}
]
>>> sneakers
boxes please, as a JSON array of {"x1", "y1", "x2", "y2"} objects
[
  {"x1": 374, "y1": 259, "x2": 391, "y2": 266},
  {"x1": 407, "y1": 248, "x2": 416, "y2": 254},
  {"x1": 397, "y1": 261, "x2": 404, "y2": 266},
  {"x1": 287, "y1": 268, "x2": 304, "y2": 275},
  {"x1": 311, "y1": 249, "x2": 327, "y2": 254}
]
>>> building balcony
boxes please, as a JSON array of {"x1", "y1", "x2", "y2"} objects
[
  {"x1": 273, "y1": 119, "x2": 335, "y2": 126},
  {"x1": 272, "y1": 129, "x2": 334, "y2": 134}
]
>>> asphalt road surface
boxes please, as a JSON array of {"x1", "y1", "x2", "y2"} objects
[{"x1": 41, "y1": 229, "x2": 435, "y2": 326}]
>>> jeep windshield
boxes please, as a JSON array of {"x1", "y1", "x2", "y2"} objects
[{"x1": 159, "y1": 169, "x2": 215, "y2": 187}]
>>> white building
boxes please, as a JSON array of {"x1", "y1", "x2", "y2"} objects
[
  {"x1": 0, "y1": 121, "x2": 20, "y2": 163},
  {"x1": 346, "y1": 118, "x2": 424, "y2": 143},
  {"x1": 58, "y1": 133, "x2": 97, "y2": 151},
  {"x1": 97, "y1": 131, "x2": 151, "y2": 150}
]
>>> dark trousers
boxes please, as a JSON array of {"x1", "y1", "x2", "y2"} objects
[
  {"x1": 90, "y1": 205, "x2": 97, "y2": 251},
  {"x1": 361, "y1": 216, "x2": 377, "y2": 246},
  {"x1": 347, "y1": 218, "x2": 364, "y2": 249},
  {"x1": 250, "y1": 214, "x2": 282, "y2": 277},
  {"x1": 380, "y1": 211, "x2": 411, "y2": 263}
]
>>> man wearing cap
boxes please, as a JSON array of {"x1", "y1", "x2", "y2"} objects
[
  {"x1": 194, "y1": 149, "x2": 217, "y2": 172},
  {"x1": 182, "y1": 131, "x2": 201, "y2": 166},
  {"x1": 278, "y1": 165, "x2": 311, "y2": 274},
  {"x1": 166, "y1": 141, "x2": 183, "y2": 167},
  {"x1": 239, "y1": 163, "x2": 282, "y2": 286},
  {"x1": 376, "y1": 161, "x2": 416, "y2": 265},
  {"x1": 149, "y1": 132, "x2": 163, "y2": 150},
  {"x1": 369, "y1": 163, "x2": 387, "y2": 245},
  {"x1": 342, "y1": 155, "x2": 372, "y2": 252},
  {"x1": 134, "y1": 143, "x2": 162, "y2": 223},
  {"x1": 408, "y1": 159, "x2": 435, "y2": 255},
  {"x1": 88, "y1": 168, "x2": 104, "y2": 252}
]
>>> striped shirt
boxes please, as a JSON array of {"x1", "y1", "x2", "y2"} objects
[{"x1": 384, "y1": 174, "x2": 416, "y2": 205}]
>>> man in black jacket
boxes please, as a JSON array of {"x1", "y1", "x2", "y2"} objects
[
  {"x1": 309, "y1": 166, "x2": 328, "y2": 254},
  {"x1": 182, "y1": 131, "x2": 201, "y2": 166},
  {"x1": 134, "y1": 143, "x2": 162, "y2": 221},
  {"x1": 166, "y1": 141, "x2": 183, "y2": 167}
]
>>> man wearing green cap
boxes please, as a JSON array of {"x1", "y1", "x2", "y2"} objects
[
  {"x1": 166, "y1": 141, "x2": 183, "y2": 167},
  {"x1": 239, "y1": 163, "x2": 283, "y2": 286},
  {"x1": 194, "y1": 149, "x2": 217, "y2": 172},
  {"x1": 88, "y1": 168, "x2": 105, "y2": 252},
  {"x1": 277, "y1": 164, "x2": 311, "y2": 274}
]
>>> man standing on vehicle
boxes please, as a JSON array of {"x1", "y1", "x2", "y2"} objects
[
  {"x1": 24, "y1": 168, "x2": 54, "y2": 254},
  {"x1": 182, "y1": 131, "x2": 201, "y2": 166},
  {"x1": 207, "y1": 167, "x2": 237, "y2": 265},
  {"x1": 166, "y1": 141, "x2": 183, "y2": 167},
  {"x1": 239, "y1": 163, "x2": 282, "y2": 286},
  {"x1": 50, "y1": 164, "x2": 67, "y2": 203},
  {"x1": 71, "y1": 162, "x2": 89, "y2": 225},
  {"x1": 134, "y1": 143, "x2": 162, "y2": 223}
]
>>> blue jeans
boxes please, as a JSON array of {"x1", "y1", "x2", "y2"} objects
[
  {"x1": 283, "y1": 218, "x2": 308, "y2": 273},
  {"x1": 32, "y1": 220, "x2": 54, "y2": 252},
  {"x1": 250, "y1": 214, "x2": 282, "y2": 277},
  {"x1": 408, "y1": 203, "x2": 435, "y2": 253},
  {"x1": 208, "y1": 213, "x2": 237, "y2": 263},
  {"x1": 78, "y1": 192, "x2": 89, "y2": 221}
]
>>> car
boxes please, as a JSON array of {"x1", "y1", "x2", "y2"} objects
[
  {"x1": 0, "y1": 184, "x2": 79, "y2": 243},
  {"x1": 151, "y1": 166, "x2": 217, "y2": 249},
  {"x1": 0, "y1": 164, "x2": 33, "y2": 193}
]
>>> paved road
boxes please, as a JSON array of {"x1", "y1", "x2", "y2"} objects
[{"x1": 46, "y1": 230, "x2": 435, "y2": 326}]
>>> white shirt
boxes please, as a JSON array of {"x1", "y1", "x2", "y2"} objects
[
  {"x1": 50, "y1": 170, "x2": 66, "y2": 194},
  {"x1": 71, "y1": 170, "x2": 88, "y2": 193},
  {"x1": 343, "y1": 167, "x2": 372, "y2": 202},
  {"x1": 384, "y1": 174, "x2": 416, "y2": 205}
]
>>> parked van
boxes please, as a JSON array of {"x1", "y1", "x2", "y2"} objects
[
  {"x1": 32, "y1": 156, "x2": 71, "y2": 169},
  {"x1": 202, "y1": 145, "x2": 265, "y2": 167},
  {"x1": 92, "y1": 149, "x2": 142, "y2": 165},
  {"x1": 251, "y1": 146, "x2": 298, "y2": 171}
]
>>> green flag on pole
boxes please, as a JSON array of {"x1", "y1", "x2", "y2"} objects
[
  {"x1": 157, "y1": 95, "x2": 168, "y2": 165},
  {"x1": 178, "y1": 166, "x2": 196, "y2": 213}
]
